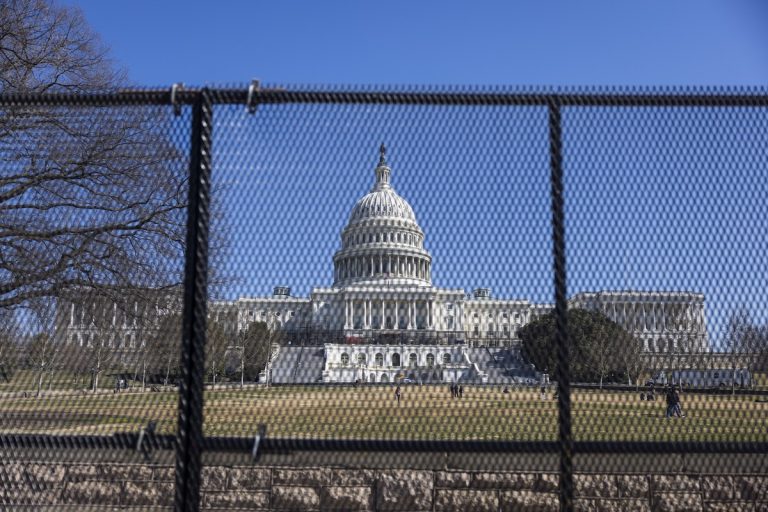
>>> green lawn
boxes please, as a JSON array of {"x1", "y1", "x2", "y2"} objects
[{"x1": 1, "y1": 384, "x2": 766, "y2": 443}]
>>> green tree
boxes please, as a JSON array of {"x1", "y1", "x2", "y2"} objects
[{"x1": 519, "y1": 308, "x2": 641, "y2": 384}]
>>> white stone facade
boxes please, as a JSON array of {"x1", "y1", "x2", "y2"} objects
[
  {"x1": 323, "y1": 344, "x2": 474, "y2": 383},
  {"x1": 569, "y1": 291, "x2": 709, "y2": 354}
]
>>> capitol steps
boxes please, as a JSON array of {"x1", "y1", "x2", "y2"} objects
[{"x1": 270, "y1": 346, "x2": 325, "y2": 384}]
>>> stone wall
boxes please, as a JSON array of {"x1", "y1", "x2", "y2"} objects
[{"x1": 2, "y1": 462, "x2": 767, "y2": 511}]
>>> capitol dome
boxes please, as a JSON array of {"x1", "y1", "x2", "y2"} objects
[{"x1": 333, "y1": 145, "x2": 432, "y2": 287}]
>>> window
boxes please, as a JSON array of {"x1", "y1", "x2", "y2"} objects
[
  {"x1": 442, "y1": 353, "x2": 451, "y2": 364},
  {"x1": 503, "y1": 325, "x2": 510, "y2": 336},
  {"x1": 392, "y1": 353, "x2": 401, "y2": 367},
  {"x1": 375, "y1": 353, "x2": 384, "y2": 366},
  {"x1": 474, "y1": 326, "x2": 480, "y2": 336},
  {"x1": 341, "y1": 353, "x2": 349, "y2": 366},
  {"x1": 502, "y1": 313, "x2": 508, "y2": 320},
  {"x1": 357, "y1": 353, "x2": 366, "y2": 365},
  {"x1": 426, "y1": 353, "x2": 435, "y2": 368},
  {"x1": 409, "y1": 353, "x2": 418, "y2": 366}
]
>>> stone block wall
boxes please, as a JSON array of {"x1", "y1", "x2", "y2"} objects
[{"x1": 1, "y1": 461, "x2": 767, "y2": 510}]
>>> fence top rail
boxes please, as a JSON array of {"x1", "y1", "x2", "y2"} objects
[{"x1": 3, "y1": 87, "x2": 768, "y2": 107}]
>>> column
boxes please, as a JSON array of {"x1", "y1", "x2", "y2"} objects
[
  {"x1": 70, "y1": 302, "x2": 75, "y2": 328},
  {"x1": 379, "y1": 254, "x2": 383, "y2": 275},
  {"x1": 428, "y1": 300, "x2": 433, "y2": 328},
  {"x1": 410, "y1": 300, "x2": 415, "y2": 329},
  {"x1": 394, "y1": 300, "x2": 398, "y2": 329},
  {"x1": 345, "y1": 300, "x2": 350, "y2": 329}
]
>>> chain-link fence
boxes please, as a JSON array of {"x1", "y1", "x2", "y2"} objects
[{"x1": 1, "y1": 86, "x2": 767, "y2": 510}]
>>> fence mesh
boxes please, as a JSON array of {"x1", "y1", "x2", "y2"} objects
[
  {"x1": 0, "y1": 96, "x2": 189, "y2": 437},
  {"x1": 1, "y1": 86, "x2": 767, "y2": 510}
]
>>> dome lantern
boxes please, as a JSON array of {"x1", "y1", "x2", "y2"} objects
[{"x1": 373, "y1": 142, "x2": 392, "y2": 191}]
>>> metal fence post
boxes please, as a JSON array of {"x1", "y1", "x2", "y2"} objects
[
  {"x1": 548, "y1": 96, "x2": 574, "y2": 512},
  {"x1": 175, "y1": 88, "x2": 213, "y2": 512}
]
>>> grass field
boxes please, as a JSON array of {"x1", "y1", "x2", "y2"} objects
[{"x1": 1, "y1": 384, "x2": 766, "y2": 442}]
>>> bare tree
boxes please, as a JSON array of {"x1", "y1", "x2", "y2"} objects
[
  {"x1": 206, "y1": 320, "x2": 230, "y2": 389},
  {"x1": 145, "y1": 312, "x2": 182, "y2": 387},
  {"x1": 1, "y1": 0, "x2": 188, "y2": 313},
  {"x1": 23, "y1": 298, "x2": 60, "y2": 396},
  {"x1": 238, "y1": 321, "x2": 279, "y2": 387},
  {"x1": 0, "y1": 308, "x2": 19, "y2": 381}
]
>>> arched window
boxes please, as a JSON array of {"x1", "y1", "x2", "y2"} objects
[
  {"x1": 381, "y1": 374, "x2": 389, "y2": 382},
  {"x1": 385, "y1": 316, "x2": 393, "y2": 329},
  {"x1": 426, "y1": 353, "x2": 435, "y2": 368},
  {"x1": 392, "y1": 353, "x2": 401, "y2": 367},
  {"x1": 369, "y1": 373, "x2": 376, "y2": 383},
  {"x1": 409, "y1": 353, "x2": 418, "y2": 366},
  {"x1": 375, "y1": 353, "x2": 384, "y2": 366},
  {"x1": 341, "y1": 353, "x2": 349, "y2": 366},
  {"x1": 442, "y1": 353, "x2": 451, "y2": 364},
  {"x1": 357, "y1": 353, "x2": 366, "y2": 365}
]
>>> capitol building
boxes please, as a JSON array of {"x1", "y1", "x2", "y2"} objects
[
  {"x1": 55, "y1": 145, "x2": 711, "y2": 384},
  {"x1": 206, "y1": 145, "x2": 710, "y2": 384}
]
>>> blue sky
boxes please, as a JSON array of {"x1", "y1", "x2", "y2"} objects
[
  {"x1": 65, "y1": 0, "x2": 768, "y2": 87},
  {"x1": 64, "y1": 0, "x2": 768, "y2": 348}
]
